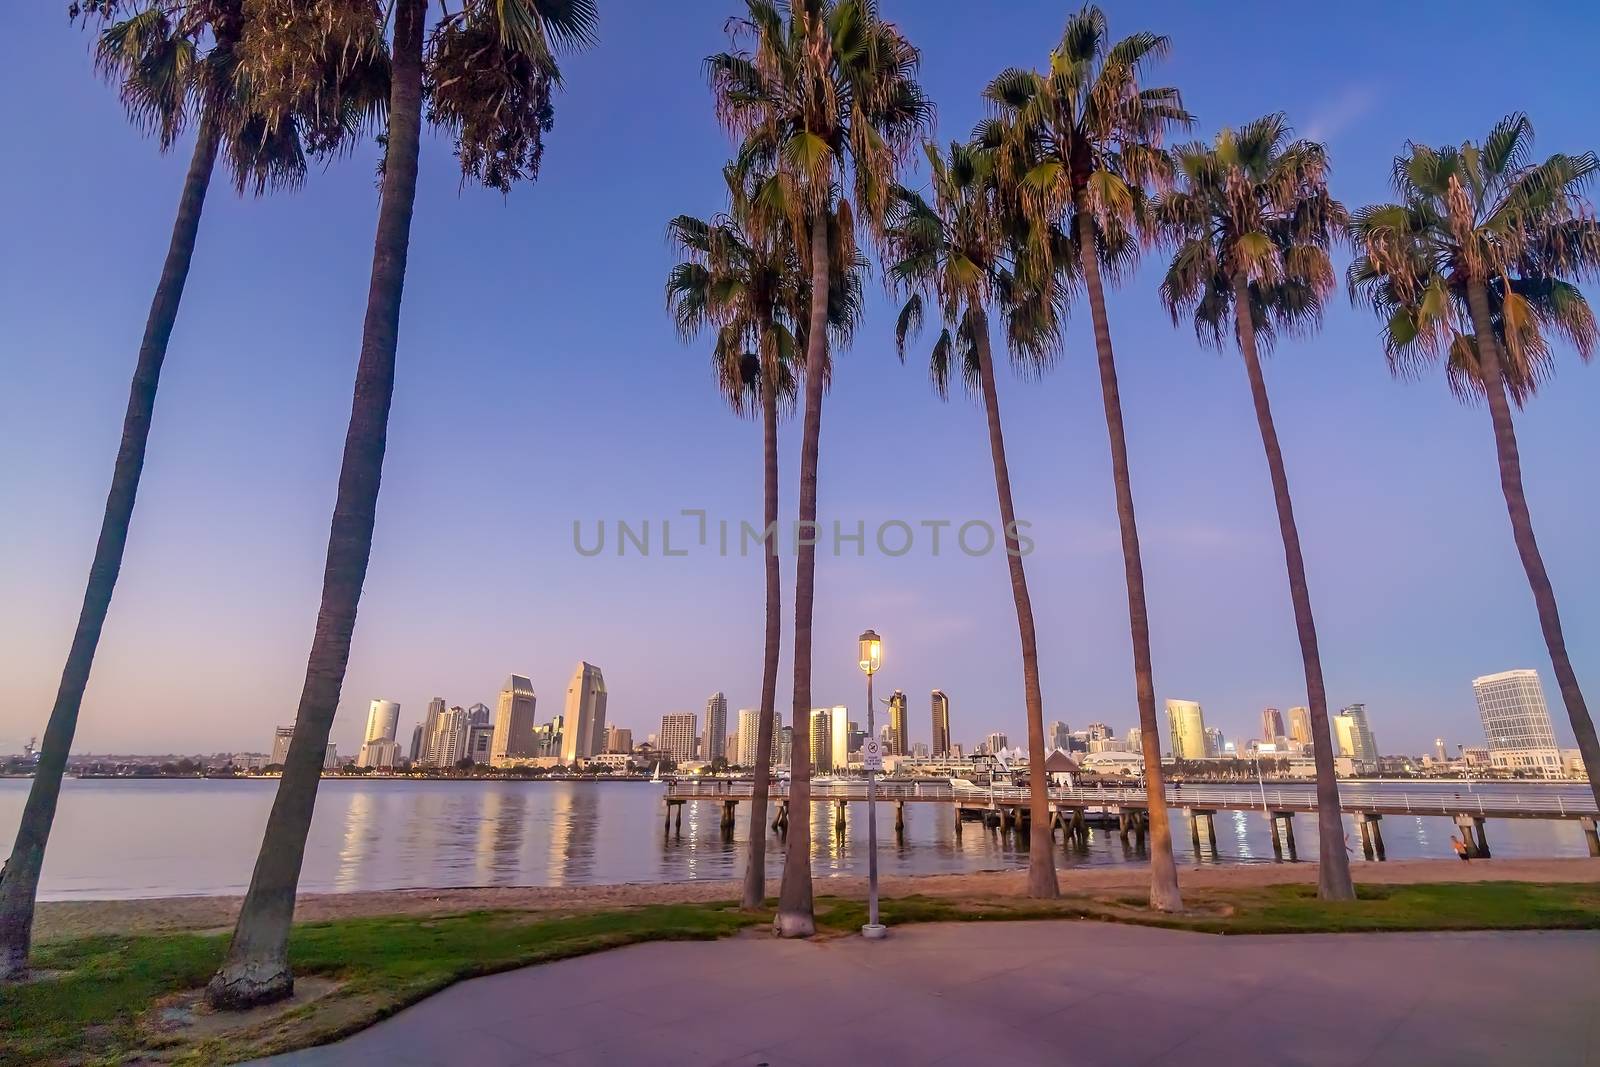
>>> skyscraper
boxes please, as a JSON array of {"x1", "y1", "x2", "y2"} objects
[
  {"x1": 491, "y1": 675, "x2": 539, "y2": 766},
  {"x1": 408, "y1": 722, "x2": 424, "y2": 764},
  {"x1": 1434, "y1": 737, "x2": 1449, "y2": 763},
  {"x1": 1473, "y1": 669, "x2": 1563, "y2": 776},
  {"x1": 561, "y1": 662, "x2": 609, "y2": 763},
  {"x1": 1204, "y1": 726, "x2": 1225, "y2": 758},
  {"x1": 930, "y1": 690, "x2": 951, "y2": 757},
  {"x1": 1164, "y1": 699, "x2": 1208, "y2": 760},
  {"x1": 777, "y1": 724, "x2": 793, "y2": 767},
  {"x1": 703, "y1": 692, "x2": 729, "y2": 763},
  {"x1": 429, "y1": 706, "x2": 470, "y2": 766},
  {"x1": 984, "y1": 732, "x2": 1009, "y2": 755},
  {"x1": 1048, "y1": 720, "x2": 1071, "y2": 751},
  {"x1": 270, "y1": 725, "x2": 294, "y2": 766},
  {"x1": 809, "y1": 708, "x2": 832, "y2": 773},
  {"x1": 1286, "y1": 706, "x2": 1312, "y2": 744},
  {"x1": 605, "y1": 726, "x2": 633, "y2": 754},
  {"x1": 887, "y1": 690, "x2": 908, "y2": 756},
  {"x1": 1333, "y1": 703, "x2": 1378, "y2": 770},
  {"x1": 466, "y1": 723, "x2": 494, "y2": 763},
  {"x1": 660, "y1": 713, "x2": 698, "y2": 762},
  {"x1": 1261, "y1": 707, "x2": 1284, "y2": 741},
  {"x1": 419, "y1": 697, "x2": 446, "y2": 764},
  {"x1": 465, "y1": 702, "x2": 492, "y2": 728},
  {"x1": 359, "y1": 699, "x2": 402, "y2": 769},
  {"x1": 830, "y1": 705, "x2": 851, "y2": 770},
  {"x1": 736, "y1": 708, "x2": 761, "y2": 766}
]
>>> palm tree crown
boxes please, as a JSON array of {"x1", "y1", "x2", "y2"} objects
[
  {"x1": 1347, "y1": 113, "x2": 1598, "y2": 404},
  {"x1": 1156, "y1": 113, "x2": 1347, "y2": 347}
]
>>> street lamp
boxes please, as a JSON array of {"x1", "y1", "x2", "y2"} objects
[{"x1": 858, "y1": 629, "x2": 885, "y2": 939}]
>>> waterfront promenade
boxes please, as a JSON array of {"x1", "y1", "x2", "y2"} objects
[{"x1": 254, "y1": 920, "x2": 1600, "y2": 1066}]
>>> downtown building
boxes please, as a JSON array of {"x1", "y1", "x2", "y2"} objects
[
  {"x1": 358, "y1": 699, "x2": 402, "y2": 769},
  {"x1": 703, "y1": 692, "x2": 729, "y2": 763},
  {"x1": 808, "y1": 708, "x2": 833, "y2": 773},
  {"x1": 736, "y1": 708, "x2": 780, "y2": 767},
  {"x1": 887, "y1": 690, "x2": 908, "y2": 756},
  {"x1": 561, "y1": 662, "x2": 609, "y2": 764},
  {"x1": 491, "y1": 676, "x2": 539, "y2": 766},
  {"x1": 1333, "y1": 703, "x2": 1379, "y2": 773},
  {"x1": 659, "y1": 713, "x2": 698, "y2": 762},
  {"x1": 930, "y1": 690, "x2": 951, "y2": 757},
  {"x1": 1473, "y1": 669, "x2": 1563, "y2": 777},
  {"x1": 1164, "y1": 699, "x2": 1209, "y2": 760}
]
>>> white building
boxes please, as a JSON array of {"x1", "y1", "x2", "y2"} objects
[
  {"x1": 561, "y1": 662, "x2": 609, "y2": 763},
  {"x1": 359, "y1": 698, "x2": 401, "y2": 769},
  {"x1": 660, "y1": 713, "x2": 698, "y2": 762},
  {"x1": 270, "y1": 726, "x2": 294, "y2": 766},
  {"x1": 1473, "y1": 669, "x2": 1563, "y2": 777}
]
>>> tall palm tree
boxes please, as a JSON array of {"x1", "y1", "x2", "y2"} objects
[
  {"x1": 1155, "y1": 113, "x2": 1356, "y2": 901},
  {"x1": 707, "y1": 0, "x2": 931, "y2": 936},
  {"x1": 885, "y1": 140, "x2": 1064, "y2": 896},
  {"x1": 205, "y1": 0, "x2": 597, "y2": 1008},
  {"x1": 667, "y1": 167, "x2": 800, "y2": 910},
  {"x1": 0, "y1": 0, "x2": 383, "y2": 983},
  {"x1": 977, "y1": 4, "x2": 1189, "y2": 910},
  {"x1": 1349, "y1": 115, "x2": 1599, "y2": 808}
]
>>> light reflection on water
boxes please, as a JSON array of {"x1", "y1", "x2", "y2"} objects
[{"x1": 2, "y1": 777, "x2": 1591, "y2": 900}]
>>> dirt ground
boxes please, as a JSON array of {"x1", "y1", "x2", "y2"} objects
[{"x1": 33, "y1": 856, "x2": 1599, "y2": 943}]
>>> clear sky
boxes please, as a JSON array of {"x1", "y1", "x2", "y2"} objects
[{"x1": 2, "y1": 1, "x2": 1596, "y2": 759}]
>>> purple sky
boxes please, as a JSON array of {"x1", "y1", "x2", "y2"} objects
[{"x1": 2, "y1": 0, "x2": 1596, "y2": 758}]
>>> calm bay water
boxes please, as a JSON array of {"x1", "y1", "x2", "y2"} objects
[{"x1": 1, "y1": 777, "x2": 1592, "y2": 900}]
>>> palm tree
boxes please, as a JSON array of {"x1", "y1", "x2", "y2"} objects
[
  {"x1": 204, "y1": 0, "x2": 597, "y2": 1008},
  {"x1": 1348, "y1": 115, "x2": 1599, "y2": 809},
  {"x1": 667, "y1": 167, "x2": 800, "y2": 910},
  {"x1": 707, "y1": 0, "x2": 931, "y2": 936},
  {"x1": 1155, "y1": 113, "x2": 1356, "y2": 901},
  {"x1": 0, "y1": 0, "x2": 382, "y2": 983},
  {"x1": 885, "y1": 140, "x2": 1064, "y2": 897},
  {"x1": 977, "y1": 4, "x2": 1189, "y2": 910}
]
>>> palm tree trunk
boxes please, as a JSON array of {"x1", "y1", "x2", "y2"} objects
[
  {"x1": 0, "y1": 118, "x2": 221, "y2": 982},
  {"x1": 775, "y1": 211, "x2": 830, "y2": 938},
  {"x1": 972, "y1": 314, "x2": 1056, "y2": 899},
  {"x1": 204, "y1": 0, "x2": 428, "y2": 1008},
  {"x1": 1231, "y1": 273, "x2": 1354, "y2": 902},
  {"x1": 1466, "y1": 279, "x2": 1599, "y2": 809},
  {"x1": 1077, "y1": 213, "x2": 1183, "y2": 911},
  {"x1": 741, "y1": 373, "x2": 782, "y2": 910}
]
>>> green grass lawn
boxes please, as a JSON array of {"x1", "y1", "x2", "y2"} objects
[{"x1": 5, "y1": 882, "x2": 1596, "y2": 1066}]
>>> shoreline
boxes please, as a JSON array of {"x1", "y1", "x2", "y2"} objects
[{"x1": 35, "y1": 856, "x2": 1599, "y2": 943}]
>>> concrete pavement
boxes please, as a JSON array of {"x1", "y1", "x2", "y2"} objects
[{"x1": 254, "y1": 921, "x2": 1600, "y2": 1065}]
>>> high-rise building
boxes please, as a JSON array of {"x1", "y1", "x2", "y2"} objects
[
  {"x1": 1084, "y1": 722, "x2": 1111, "y2": 741},
  {"x1": 1434, "y1": 737, "x2": 1449, "y2": 763},
  {"x1": 887, "y1": 690, "x2": 908, "y2": 756},
  {"x1": 809, "y1": 708, "x2": 832, "y2": 773},
  {"x1": 408, "y1": 722, "x2": 424, "y2": 764},
  {"x1": 1473, "y1": 670, "x2": 1563, "y2": 776},
  {"x1": 736, "y1": 708, "x2": 766, "y2": 766},
  {"x1": 1048, "y1": 721, "x2": 1071, "y2": 751},
  {"x1": 466, "y1": 723, "x2": 494, "y2": 764},
  {"x1": 270, "y1": 725, "x2": 294, "y2": 766},
  {"x1": 430, "y1": 706, "x2": 470, "y2": 766},
  {"x1": 703, "y1": 692, "x2": 729, "y2": 763},
  {"x1": 561, "y1": 662, "x2": 609, "y2": 763},
  {"x1": 359, "y1": 699, "x2": 401, "y2": 768},
  {"x1": 491, "y1": 675, "x2": 538, "y2": 766},
  {"x1": 1127, "y1": 726, "x2": 1142, "y2": 752},
  {"x1": 1164, "y1": 699, "x2": 1208, "y2": 760},
  {"x1": 777, "y1": 724, "x2": 793, "y2": 767},
  {"x1": 419, "y1": 697, "x2": 447, "y2": 764},
  {"x1": 1261, "y1": 707, "x2": 1284, "y2": 741},
  {"x1": 660, "y1": 713, "x2": 698, "y2": 762},
  {"x1": 930, "y1": 690, "x2": 951, "y2": 757},
  {"x1": 983, "y1": 732, "x2": 1009, "y2": 755},
  {"x1": 465, "y1": 702, "x2": 492, "y2": 728},
  {"x1": 1332, "y1": 703, "x2": 1378, "y2": 770},
  {"x1": 606, "y1": 726, "x2": 633, "y2": 754},
  {"x1": 1204, "y1": 726, "x2": 1225, "y2": 758},
  {"x1": 1286, "y1": 706, "x2": 1312, "y2": 744},
  {"x1": 830, "y1": 705, "x2": 851, "y2": 770}
]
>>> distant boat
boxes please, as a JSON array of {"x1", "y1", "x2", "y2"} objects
[{"x1": 650, "y1": 765, "x2": 662, "y2": 783}]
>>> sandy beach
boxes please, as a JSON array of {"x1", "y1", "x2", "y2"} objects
[{"x1": 34, "y1": 856, "x2": 1599, "y2": 943}]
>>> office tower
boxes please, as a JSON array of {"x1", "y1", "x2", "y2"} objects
[
  {"x1": 1127, "y1": 726, "x2": 1142, "y2": 751},
  {"x1": 1261, "y1": 707, "x2": 1285, "y2": 741},
  {"x1": 703, "y1": 692, "x2": 729, "y2": 763},
  {"x1": 419, "y1": 697, "x2": 447, "y2": 764},
  {"x1": 831, "y1": 706, "x2": 851, "y2": 770},
  {"x1": 659, "y1": 713, "x2": 697, "y2": 761},
  {"x1": 1286, "y1": 706, "x2": 1312, "y2": 744},
  {"x1": 912, "y1": 742, "x2": 929, "y2": 759},
  {"x1": 491, "y1": 675, "x2": 538, "y2": 766},
  {"x1": 1084, "y1": 722, "x2": 1111, "y2": 741},
  {"x1": 428, "y1": 706, "x2": 470, "y2": 766},
  {"x1": 930, "y1": 690, "x2": 951, "y2": 757},
  {"x1": 809, "y1": 708, "x2": 833, "y2": 773},
  {"x1": 606, "y1": 726, "x2": 633, "y2": 754},
  {"x1": 323, "y1": 743, "x2": 340, "y2": 768},
  {"x1": 736, "y1": 709, "x2": 763, "y2": 766},
  {"x1": 1473, "y1": 669, "x2": 1563, "y2": 776},
  {"x1": 561, "y1": 662, "x2": 609, "y2": 763},
  {"x1": 1434, "y1": 737, "x2": 1449, "y2": 763},
  {"x1": 364, "y1": 700, "x2": 400, "y2": 747},
  {"x1": 1164, "y1": 699, "x2": 1208, "y2": 760},
  {"x1": 1332, "y1": 703, "x2": 1378, "y2": 771},
  {"x1": 1048, "y1": 721, "x2": 1071, "y2": 751},
  {"x1": 1204, "y1": 727, "x2": 1225, "y2": 758},
  {"x1": 777, "y1": 724, "x2": 793, "y2": 767},
  {"x1": 887, "y1": 690, "x2": 908, "y2": 756},
  {"x1": 465, "y1": 702, "x2": 492, "y2": 728},
  {"x1": 270, "y1": 725, "x2": 294, "y2": 766},
  {"x1": 984, "y1": 732, "x2": 1010, "y2": 755},
  {"x1": 408, "y1": 723, "x2": 424, "y2": 764},
  {"x1": 466, "y1": 723, "x2": 494, "y2": 763}
]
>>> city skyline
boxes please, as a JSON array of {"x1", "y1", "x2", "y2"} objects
[{"x1": 3, "y1": 2, "x2": 1596, "y2": 765}]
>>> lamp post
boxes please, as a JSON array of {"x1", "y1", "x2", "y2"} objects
[{"x1": 858, "y1": 629, "x2": 885, "y2": 939}]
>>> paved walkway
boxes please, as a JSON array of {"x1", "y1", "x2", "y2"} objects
[{"x1": 257, "y1": 922, "x2": 1599, "y2": 1066}]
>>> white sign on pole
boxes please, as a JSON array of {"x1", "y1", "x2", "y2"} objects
[{"x1": 861, "y1": 737, "x2": 883, "y2": 772}]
